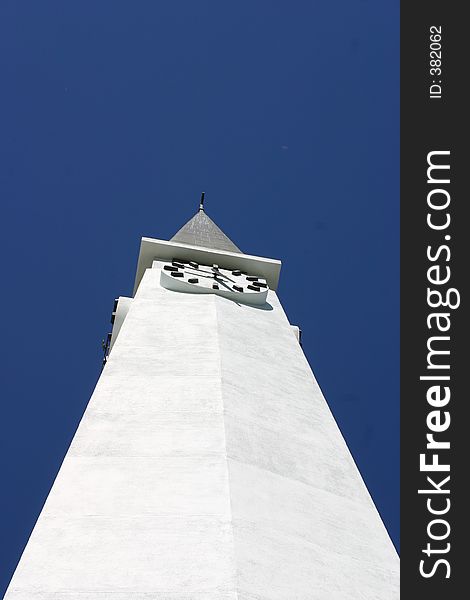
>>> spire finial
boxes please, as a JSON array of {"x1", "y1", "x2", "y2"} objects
[{"x1": 199, "y1": 192, "x2": 205, "y2": 212}]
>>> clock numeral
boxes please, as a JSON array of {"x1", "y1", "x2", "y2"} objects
[
  {"x1": 170, "y1": 272, "x2": 184, "y2": 278},
  {"x1": 233, "y1": 285, "x2": 244, "y2": 292},
  {"x1": 188, "y1": 278, "x2": 199, "y2": 284},
  {"x1": 164, "y1": 265, "x2": 180, "y2": 272},
  {"x1": 246, "y1": 276, "x2": 259, "y2": 281},
  {"x1": 232, "y1": 270, "x2": 242, "y2": 276},
  {"x1": 212, "y1": 283, "x2": 219, "y2": 290},
  {"x1": 189, "y1": 261, "x2": 199, "y2": 269}
]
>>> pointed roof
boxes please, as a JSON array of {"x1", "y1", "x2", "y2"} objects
[{"x1": 170, "y1": 193, "x2": 242, "y2": 254}]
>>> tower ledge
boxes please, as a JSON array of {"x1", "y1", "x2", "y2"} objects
[{"x1": 133, "y1": 237, "x2": 281, "y2": 295}]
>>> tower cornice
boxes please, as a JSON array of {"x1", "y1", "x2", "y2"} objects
[{"x1": 133, "y1": 237, "x2": 281, "y2": 295}]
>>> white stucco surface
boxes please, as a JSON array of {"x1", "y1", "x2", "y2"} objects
[
  {"x1": 4, "y1": 256, "x2": 398, "y2": 599},
  {"x1": 109, "y1": 296, "x2": 132, "y2": 351}
]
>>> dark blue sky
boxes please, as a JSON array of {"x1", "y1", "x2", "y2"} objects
[{"x1": 0, "y1": 0, "x2": 399, "y2": 591}]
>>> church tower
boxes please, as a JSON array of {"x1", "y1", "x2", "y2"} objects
[{"x1": 4, "y1": 195, "x2": 399, "y2": 599}]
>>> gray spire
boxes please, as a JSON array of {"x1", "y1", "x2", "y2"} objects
[{"x1": 170, "y1": 193, "x2": 242, "y2": 254}]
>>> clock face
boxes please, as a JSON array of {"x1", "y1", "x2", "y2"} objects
[{"x1": 160, "y1": 259, "x2": 269, "y2": 306}]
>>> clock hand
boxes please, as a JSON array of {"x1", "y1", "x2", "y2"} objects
[
  {"x1": 184, "y1": 266, "x2": 214, "y2": 277},
  {"x1": 183, "y1": 270, "x2": 218, "y2": 280},
  {"x1": 185, "y1": 266, "x2": 236, "y2": 284},
  {"x1": 180, "y1": 262, "x2": 234, "y2": 280},
  {"x1": 215, "y1": 278, "x2": 238, "y2": 293},
  {"x1": 175, "y1": 263, "x2": 259, "y2": 288},
  {"x1": 181, "y1": 268, "x2": 242, "y2": 297},
  {"x1": 213, "y1": 270, "x2": 237, "y2": 284}
]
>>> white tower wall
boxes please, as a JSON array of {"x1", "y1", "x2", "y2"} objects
[{"x1": 5, "y1": 257, "x2": 398, "y2": 599}]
